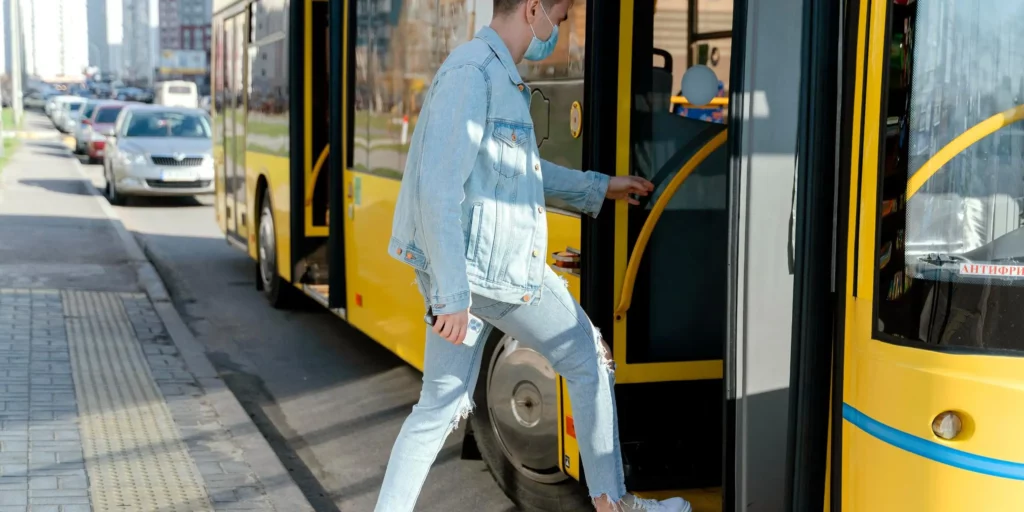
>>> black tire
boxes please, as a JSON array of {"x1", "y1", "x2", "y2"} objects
[
  {"x1": 470, "y1": 330, "x2": 592, "y2": 512},
  {"x1": 104, "y1": 162, "x2": 127, "y2": 206},
  {"x1": 256, "y1": 189, "x2": 295, "y2": 308}
]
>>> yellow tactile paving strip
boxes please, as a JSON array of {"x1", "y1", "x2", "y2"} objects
[{"x1": 63, "y1": 290, "x2": 213, "y2": 511}]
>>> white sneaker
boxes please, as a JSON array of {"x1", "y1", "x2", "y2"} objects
[{"x1": 619, "y1": 494, "x2": 692, "y2": 512}]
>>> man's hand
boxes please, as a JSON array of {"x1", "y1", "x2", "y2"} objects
[
  {"x1": 434, "y1": 310, "x2": 469, "y2": 345},
  {"x1": 606, "y1": 175, "x2": 655, "y2": 205}
]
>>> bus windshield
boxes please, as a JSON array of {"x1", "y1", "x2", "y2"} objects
[
  {"x1": 904, "y1": 2, "x2": 1024, "y2": 266},
  {"x1": 876, "y1": 0, "x2": 1024, "y2": 351}
]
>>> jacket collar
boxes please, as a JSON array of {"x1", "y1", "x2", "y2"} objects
[{"x1": 475, "y1": 26, "x2": 525, "y2": 87}]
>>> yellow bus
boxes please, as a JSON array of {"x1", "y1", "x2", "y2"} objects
[{"x1": 211, "y1": 0, "x2": 1024, "y2": 509}]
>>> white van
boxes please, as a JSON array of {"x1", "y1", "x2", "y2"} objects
[{"x1": 154, "y1": 81, "x2": 199, "y2": 108}]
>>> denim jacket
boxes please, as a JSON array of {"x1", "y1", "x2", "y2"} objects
[{"x1": 388, "y1": 27, "x2": 610, "y2": 315}]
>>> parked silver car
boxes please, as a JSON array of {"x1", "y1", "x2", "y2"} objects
[
  {"x1": 51, "y1": 96, "x2": 85, "y2": 131},
  {"x1": 102, "y1": 105, "x2": 214, "y2": 205}
]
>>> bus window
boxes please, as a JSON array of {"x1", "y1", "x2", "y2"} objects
[
  {"x1": 876, "y1": 0, "x2": 1024, "y2": 352},
  {"x1": 696, "y1": 0, "x2": 733, "y2": 34},
  {"x1": 517, "y1": 0, "x2": 588, "y2": 176},
  {"x1": 625, "y1": 0, "x2": 732, "y2": 364},
  {"x1": 515, "y1": 1, "x2": 586, "y2": 82},
  {"x1": 355, "y1": 0, "x2": 494, "y2": 180}
]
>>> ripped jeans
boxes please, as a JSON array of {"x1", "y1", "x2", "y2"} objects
[{"x1": 374, "y1": 267, "x2": 625, "y2": 511}]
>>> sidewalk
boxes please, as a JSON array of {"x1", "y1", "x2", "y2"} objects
[{"x1": 0, "y1": 116, "x2": 313, "y2": 511}]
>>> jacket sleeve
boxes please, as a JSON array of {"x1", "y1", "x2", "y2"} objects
[
  {"x1": 415, "y1": 65, "x2": 489, "y2": 315},
  {"x1": 540, "y1": 159, "x2": 611, "y2": 218}
]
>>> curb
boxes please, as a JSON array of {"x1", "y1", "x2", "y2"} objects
[{"x1": 68, "y1": 150, "x2": 316, "y2": 512}]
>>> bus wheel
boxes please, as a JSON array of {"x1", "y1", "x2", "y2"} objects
[
  {"x1": 257, "y1": 189, "x2": 294, "y2": 308},
  {"x1": 470, "y1": 331, "x2": 591, "y2": 511}
]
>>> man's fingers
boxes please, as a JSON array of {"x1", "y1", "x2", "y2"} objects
[
  {"x1": 440, "y1": 318, "x2": 455, "y2": 339},
  {"x1": 432, "y1": 318, "x2": 444, "y2": 335},
  {"x1": 626, "y1": 196, "x2": 640, "y2": 205},
  {"x1": 631, "y1": 179, "x2": 653, "y2": 195},
  {"x1": 454, "y1": 324, "x2": 466, "y2": 345}
]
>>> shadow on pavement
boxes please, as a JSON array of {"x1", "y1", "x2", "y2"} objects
[
  {"x1": 0, "y1": 214, "x2": 138, "y2": 291},
  {"x1": 18, "y1": 179, "x2": 94, "y2": 196}
]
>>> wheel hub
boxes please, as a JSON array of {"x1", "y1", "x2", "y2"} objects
[
  {"x1": 487, "y1": 335, "x2": 566, "y2": 484},
  {"x1": 258, "y1": 208, "x2": 275, "y2": 287}
]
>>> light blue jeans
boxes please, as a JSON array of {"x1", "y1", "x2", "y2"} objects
[{"x1": 374, "y1": 267, "x2": 625, "y2": 511}]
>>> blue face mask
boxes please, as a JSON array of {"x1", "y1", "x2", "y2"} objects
[{"x1": 523, "y1": 3, "x2": 558, "y2": 61}]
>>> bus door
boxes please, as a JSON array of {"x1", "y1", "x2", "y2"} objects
[
  {"x1": 577, "y1": 0, "x2": 810, "y2": 507},
  {"x1": 574, "y1": 0, "x2": 736, "y2": 499},
  {"x1": 222, "y1": 9, "x2": 249, "y2": 246},
  {"x1": 835, "y1": 0, "x2": 1024, "y2": 510}
]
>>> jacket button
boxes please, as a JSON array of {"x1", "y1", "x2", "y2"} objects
[
  {"x1": 518, "y1": 84, "x2": 525, "y2": 91},
  {"x1": 534, "y1": 163, "x2": 540, "y2": 171},
  {"x1": 511, "y1": 132, "x2": 517, "y2": 141},
  {"x1": 395, "y1": 248, "x2": 403, "y2": 255},
  {"x1": 521, "y1": 295, "x2": 531, "y2": 302},
  {"x1": 405, "y1": 252, "x2": 414, "y2": 260},
  {"x1": 537, "y1": 206, "x2": 544, "y2": 214},
  {"x1": 532, "y1": 250, "x2": 539, "y2": 257}
]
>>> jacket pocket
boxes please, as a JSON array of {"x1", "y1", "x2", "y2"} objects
[
  {"x1": 466, "y1": 202, "x2": 483, "y2": 261},
  {"x1": 491, "y1": 122, "x2": 529, "y2": 178}
]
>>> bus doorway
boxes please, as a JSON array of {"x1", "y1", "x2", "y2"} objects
[
  {"x1": 564, "y1": 0, "x2": 815, "y2": 509},
  {"x1": 291, "y1": 0, "x2": 333, "y2": 307}
]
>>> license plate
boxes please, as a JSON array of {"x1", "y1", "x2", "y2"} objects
[{"x1": 160, "y1": 169, "x2": 196, "y2": 181}]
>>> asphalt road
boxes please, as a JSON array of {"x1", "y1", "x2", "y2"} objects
[{"x1": 71, "y1": 139, "x2": 516, "y2": 511}]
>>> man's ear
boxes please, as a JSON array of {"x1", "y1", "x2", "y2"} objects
[{"x1": 524, "y1": 0, "x2": 541, "y2": 22}]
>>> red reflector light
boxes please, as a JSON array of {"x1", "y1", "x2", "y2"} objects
[
  {"x1": 566, "y1": 416, "x2": 576, "y2": 438},
  {"x1": 355, "y1": 293, "x2": 363, "y2": 307}
]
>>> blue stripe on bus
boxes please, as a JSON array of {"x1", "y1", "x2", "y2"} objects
[{"x1": 842, "y1": 403, "x2": 1024, "y2": 480}]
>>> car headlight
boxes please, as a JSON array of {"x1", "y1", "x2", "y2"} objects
[{"x1": 119, "y1": 151, "x2": 148, "y2": 165}]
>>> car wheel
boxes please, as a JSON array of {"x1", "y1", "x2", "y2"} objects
[
  {"x1": 470, "y1": 331, "x2": 592, "y2": 512},
  {"x1": 105, "y1": 163, "x2": 126, "y2": 206},
  {"x1": 257, "y1": 189, "x2": 295, "y2": 308}
]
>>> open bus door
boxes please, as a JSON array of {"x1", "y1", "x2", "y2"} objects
[{"x1": 562, "y1": 0, "x2": 840, "y2": 509}]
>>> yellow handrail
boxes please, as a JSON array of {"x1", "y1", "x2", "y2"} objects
[
  {"x1": 615, "y1": 130, "x2": 729, "y2": 316},
  {"x1": 306, "y1": 144, "x2": 331, "y2": 206},
  {"x1": 671, "y1": 96, "x2": 729, "y2": 108},
  {"x1": 907, "y1": 104, "x2": 1024, "y2": 199}
]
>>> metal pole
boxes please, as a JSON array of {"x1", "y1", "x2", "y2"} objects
[
  {"x1": 0, "y1": 86, "x2": 6, "y2": 161},
  {"x1": 9, "y1": 0, "x2": 22, "y2": 128}
]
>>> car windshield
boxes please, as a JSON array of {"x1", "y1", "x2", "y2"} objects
[
  {"x1": 169, "y1": 86, "x2": 192, "y2": 94},
  {"x1": 94, "y1": 107, "x2": 123, "y2": 124},
  {"x1": 125, "y1": 111, "x2": 211, "y2": 138},
  {"x1": 68, "y1": 103, "x2": 83, "y2": 111}
]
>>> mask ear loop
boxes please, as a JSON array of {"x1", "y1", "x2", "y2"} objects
[{"x1": 530, "y1": 1, "x2": 556, "y2": 42}]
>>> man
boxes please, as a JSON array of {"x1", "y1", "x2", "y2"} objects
[{"x1": 377, "y1": 0, "x2": 692, "y2": 510}]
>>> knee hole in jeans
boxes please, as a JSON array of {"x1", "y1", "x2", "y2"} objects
[{"x1": 594, "y1": 326, "x2": 615, "y2": 374}]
